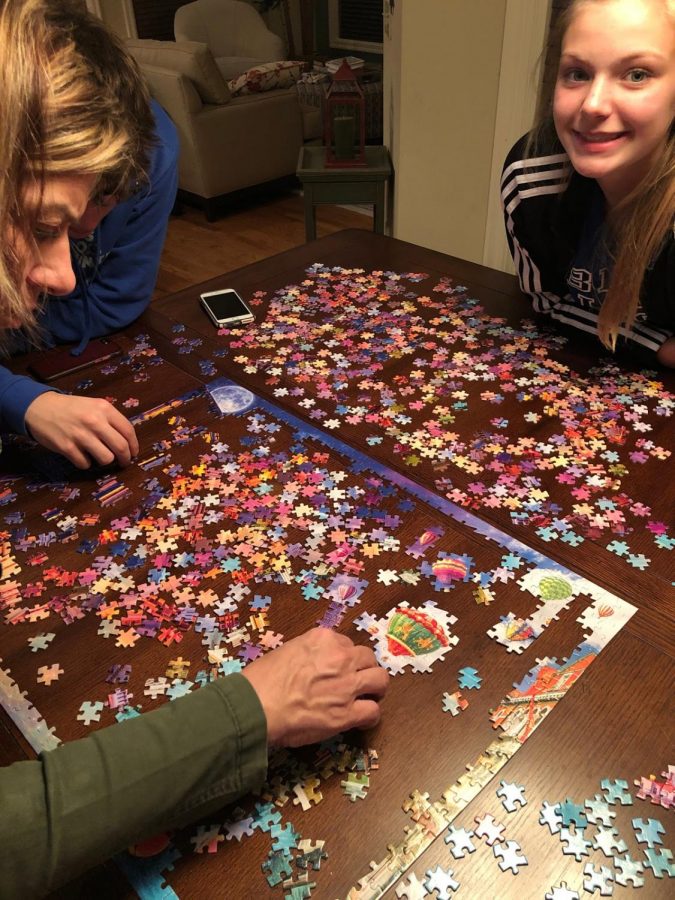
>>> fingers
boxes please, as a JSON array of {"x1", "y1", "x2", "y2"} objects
[
  {"x1": 350, "y1": 697, "x2": 384, "y2": 731},
  {"x1": 352, "y1": 643, "x2": 379, "y2": 670},
  {"x1": 355, "y1": 664, "x2": 389, "y2": 700},
  {"x1": 89, "y1": 415, "x2": 138, "y2": 466},
  {"x1": 26, "y1": 393, "x2": 138, "y2": 469},
  {"x1": 61, "y1": 443, "x2": 96, "y2": 470}
]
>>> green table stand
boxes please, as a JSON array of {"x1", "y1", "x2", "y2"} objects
[{"x1": 296, "y1": 145, "x2": 392, "y2": 242}]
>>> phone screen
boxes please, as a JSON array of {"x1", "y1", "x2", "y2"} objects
[{"x1": 200, "y1": 290, "x2": 252, "y2": 322}]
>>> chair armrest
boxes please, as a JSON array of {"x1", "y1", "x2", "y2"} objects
[{"x1": 138, "y1": 64, "x2": 204, "y2": 120}]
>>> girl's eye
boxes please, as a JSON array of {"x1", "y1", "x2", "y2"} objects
[
  {"x1": 560, "y1": 67, "x2": 589, "y2": 84},
  {"x1": 626, "y1": 68, "x2": 651, "y2": 84}
]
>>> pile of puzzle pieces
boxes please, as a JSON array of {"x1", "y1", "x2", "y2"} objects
[
  {"x1": 391, "y1": 772, "x2": 673, "y2": 899},
  {"x1": 218, "y1": 265, "x2": 673, "y2": 574}
]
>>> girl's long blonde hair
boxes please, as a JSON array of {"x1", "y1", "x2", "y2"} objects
[
  {"x1": 0, "y1": 0, "x2": 154, "y2": 334},
  {"x1": 530, "y1": 0, "x2": 675, "y2": 350}
]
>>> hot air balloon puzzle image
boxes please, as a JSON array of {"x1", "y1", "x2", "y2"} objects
[
  {"x1": 577, "y1": 596, "x2": 634, "y2": 644},
  {"x1": 405, "y1": 526, "x2": 444, "y2": 559},
  {"x1": 488, "y1": 568, "x2": 584, "y2": 654},
  {"x1": 421, "y1": 552, "x2": 474, "y2": 591},
  {"x1": 325, "y1": 574, "x2": 368, "y2": 607},
  {"x1": 354, "y1": 600, "x2": 458, "y2": 675}
]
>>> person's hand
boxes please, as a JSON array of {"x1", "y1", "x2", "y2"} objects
[
  {"x1": 241, "y1": 628, "x2": 389, "y2": 748},
  {"x1": 24, "y1": 392, "x2": 139, "y2": 469},
  {"x1": 656, "y1": 336, "x2": 675, "y2": 368}
]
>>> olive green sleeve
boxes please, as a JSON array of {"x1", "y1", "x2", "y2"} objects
[{"x1": 0, "y1": 673, "x2": 268, "y2": 899}]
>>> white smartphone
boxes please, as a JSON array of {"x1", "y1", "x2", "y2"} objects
[{"x1": 199, "y1": 288, "x2": 254, "y2": 327}]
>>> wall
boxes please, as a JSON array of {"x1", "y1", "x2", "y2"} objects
[
  {"x1": 86, "y1": 0, "x2": 137, "y2": 38},
  {"x1": 384, "y1": 0, "x2": 507, "y2": 264}
]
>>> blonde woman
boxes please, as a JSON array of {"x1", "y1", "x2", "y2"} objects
[
  {"x1": 0, "y1": 1, "x2": 179, "y2": 470},
  {"x1": 0, "y1": 2, "x2": 387, "y2": 896},
  {"x1": 502, "y1": 0, "x2": 675, "y2": 366}
]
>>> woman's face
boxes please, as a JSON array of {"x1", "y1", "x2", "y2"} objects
[
  {"x1": 553, "y1": 0, "x2": 675, "y2": 206},
  {"x1": 5, "y1": 173, "x2": 96, "y2": 328}
]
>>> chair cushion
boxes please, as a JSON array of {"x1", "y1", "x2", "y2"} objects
[
  {"x1": 126, "y1": 39, "x2": 230, "y2": 105},
  {"x1": 228, "y1": 60, "x2": 305, "y2": 96}
]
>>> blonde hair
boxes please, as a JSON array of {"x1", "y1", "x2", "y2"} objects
[
  {"x1": 0, "y1": 0, "x2": 154, "y2": 334},
  {"x1": 529, "y1": 0, "x2": 675, "y2": 351}
]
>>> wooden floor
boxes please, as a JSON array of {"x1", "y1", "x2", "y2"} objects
[{"x1": 154, "y1": 190, "x2": 372, "y2": 298}]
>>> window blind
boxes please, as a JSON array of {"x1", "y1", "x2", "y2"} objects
[
  {"x1": 338, "y1": 0, "x2": 383, "y2": 44},
  {"x1": 132, "y1": 0, "x2": 185, "y2": 41}
]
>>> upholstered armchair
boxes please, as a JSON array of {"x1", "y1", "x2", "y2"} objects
[
  {"x1": 174, "y1": 0, "x2": 286, "y2": 80},
  {"x1": 127, "y1": 37, "x2": 304, "y2": 220}
]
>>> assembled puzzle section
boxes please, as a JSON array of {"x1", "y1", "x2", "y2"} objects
[{"x1": 210, "y1": 265, "x2": 673, "y2": 583}]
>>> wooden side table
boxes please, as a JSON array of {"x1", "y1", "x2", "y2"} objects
[{"x1": 296, "y1": 145, "x2": 392, "y2": 241}]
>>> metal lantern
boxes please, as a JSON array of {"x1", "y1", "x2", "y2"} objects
[{"x1": 323, "y1": 60, "x2": 366, "y2": 167}]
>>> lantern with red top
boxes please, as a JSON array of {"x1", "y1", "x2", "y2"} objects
[{"x1": 323, "y1": 60, "x2": 366, "y2": 167}]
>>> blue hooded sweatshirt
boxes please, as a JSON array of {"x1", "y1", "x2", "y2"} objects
[{"x1": 0, "y1": 101, "x2": 179, "y2": 435}]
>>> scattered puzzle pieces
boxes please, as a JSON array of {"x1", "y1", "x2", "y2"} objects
[
  {"x1": 582, "y1": 862, "x2": 614, "y2": 896},
  {"x1": 28, "y1": 632, "x2": 55, "y2": 652},
  {"x1": 540, "y1": 801, "x2": 563, "y2": 834},
  {"x1": 545, "y1": 883, "x2": 580, "y2": 900},
  {"x1": 600, "y1": 778, "x2": 632, "y2": 806},
  {"x1": 341, "y1": 772, "x2": 369, "y2": 801},
  {"x1": 76, "y1": 700, "x2": 104, "y2": 725},
  {"x1": 296, "y1": 839, "x2": 327, "y2": 872},
  {"x1": 642, "y1": 846, "x2": 674, "y2": 878},
  {"x1": 444, "y1": 825, "x2": 476, "y2": 859},
  {"x1": 560, "y1": 827, "x2": 592, "y2": 861},
  {"x1": 559, "y1": 797, "x2": 587, "y2": 830},
  {"x1": 457, "y1": 666, "x2": 482, "y2": 690},
  {"x1": 424, "y1": 865, "x2": 459, "y2": 898},
  {"x1": 36, "y1": 663, "x2": 63, "y2": 685},
  {"x1": 631, "y1": 816, "x2": 665, "y2": 847},
  {"x1": 262, "y1": 850, "x2": 293, "y2": 887},
  {"x1": 282, "y1": 873, "x2": 316, "y2": 900},
  {"x1": 584, "y1": 795, "x2": 614, "y2": 826},
  {"x1": 395, "y1": 873, "x2": 426, "y2": 900},
  {"x1": 497, "y1": 780, "x2": 526, "y2": 813},
  {"x1": 190, "y1": 824, "x2": 223, "y2": 854},
  {"x1": 473, "y1": 813, "x2": 505, "y2": 846},
  {"x1": 270, "y1": 822, "x2": 299, "y2": 854},
  {"x1": 442, "y1": 691, "x2": 468, "y2": 716},
  {"x1": 493, "y1": 840, "x2": 527, "y2": 874},
  {"x1": 592, "y1": 825, "x2": 626, "y2": 858},
  {"x1": 634, "y1": 766, "x2": 675, "y2": 810},
  {"x1": 613, "y1": 854, "x2": 644, "y2": 887}
]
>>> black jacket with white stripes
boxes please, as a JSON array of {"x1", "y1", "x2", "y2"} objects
[{"x1": 501, "y1": 133, "x2": 674, "y2": 357}]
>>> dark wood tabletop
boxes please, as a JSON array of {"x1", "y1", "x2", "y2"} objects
[{"x1": 2, "y1": 230, "x2": 673, "y2": 899}]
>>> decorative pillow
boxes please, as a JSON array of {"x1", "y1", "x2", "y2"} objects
[
  {"x1": 215, "y1": 56, "x2": 273, "y2": 81},
  {"x1": 228, "y1": 60, "x2": 305, "y2": 96},
  {"x1": 126, "y1": 39, "x2": 230, "y2": 105}
]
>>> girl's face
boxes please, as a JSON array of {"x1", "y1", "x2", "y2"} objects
[
  {"x1": 553, "y1": 0, "x2": 675, "y2": 206},
  {"x1": 4, "y1": 173, "x2": 96, "y2": 328}
]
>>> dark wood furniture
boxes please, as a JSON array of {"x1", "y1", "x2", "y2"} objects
[
  {"x1": 296, "y1": 147, "x2": 391, "y2": 240},
  {"x1": 1, "y1": 231, "x2": 672, "y2": 899}
]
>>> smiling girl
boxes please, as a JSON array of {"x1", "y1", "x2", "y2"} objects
[{"x1": 502, "y1": 0, "x2": 675, "y2": 366}]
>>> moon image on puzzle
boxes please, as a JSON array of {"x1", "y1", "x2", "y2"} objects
[
  {"x1": 354, "y1": 601, "x2": 458, "y2": 674},
  {"x1": 207, "y1": 381, "x2": 256, "y2": 414}
]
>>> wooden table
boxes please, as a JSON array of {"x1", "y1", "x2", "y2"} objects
[
  {"x1": 1, "y1": 231, "x2": 673, "y2": 899},
  {"x1": 296, "y1": 147, "x2": 391, "y2": 240}
]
